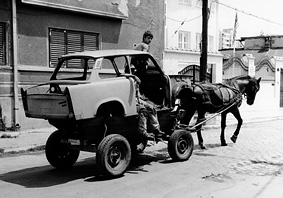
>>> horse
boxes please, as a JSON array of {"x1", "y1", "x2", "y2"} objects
[{"x1": 175, "y1": 75, "x2": 261, "y2": 149}]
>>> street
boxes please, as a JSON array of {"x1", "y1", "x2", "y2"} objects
[{"x1": 1, "y1": 119, "x2": 283, "y2": 198}]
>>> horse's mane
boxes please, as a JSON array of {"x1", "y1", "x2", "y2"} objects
[
  {"x1": 227, "y1": 75, "x2": 252, "y2": 81},
  {"x1": 223, "y1": 75, "x2": 252, "y2": 89}
]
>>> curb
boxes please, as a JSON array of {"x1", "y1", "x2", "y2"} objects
[
  {"x1": 1, "y1": 145, "x2": 45, "y2": 154},
  {"x1": 203, "y1": 116, "x2": 283, "y2": 129}
]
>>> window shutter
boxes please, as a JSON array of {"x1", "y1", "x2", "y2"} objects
[
  {"x1": 83, "y1": 33, "x2": 99, "y2": 51},
  {"x1": 67, "y1": 32, "x2": 81, "y2": 53},
  {"x1": 67, "y1": 31, "x2": 82, "y2": 68},
  {"x1": 0, "y1": 23, "x2": 5, "y2": 65},
  {"x1": 50, "y1": 29, "x2": 66, "y2": 67},
  {"x1": 49, "y1": 28, "x2": 100, "y2": 67}
]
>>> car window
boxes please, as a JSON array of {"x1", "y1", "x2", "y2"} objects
[
  {"x1": 55, "y1": 58, "x2": 92, "y2": 81},
  {"x1": 98, "y1": 56, "x2": 127, "y2": 79}
]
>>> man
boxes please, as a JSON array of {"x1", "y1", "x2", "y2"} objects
[
  {"x1": 135, "y1": 80, "x2": 164, "y2": 141},
  {"x1": 133, "y1": 30, "x2": 164, "y2": 141}
]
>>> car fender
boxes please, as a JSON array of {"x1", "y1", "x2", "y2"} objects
[{"x1": 67, "y1": 78, "x2": 138, "y2": 120}]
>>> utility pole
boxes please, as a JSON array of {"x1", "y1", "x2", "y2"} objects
[{"x1": 200, "y1": 0, "x2": 208, "y2": 82}]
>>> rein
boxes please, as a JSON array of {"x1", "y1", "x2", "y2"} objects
[
  {"x1": 186, "y1": 93, "x2": 242, "y2": 131},
  {"x1": 177, "y1": 89, "x2": 244, "y2": 132}
]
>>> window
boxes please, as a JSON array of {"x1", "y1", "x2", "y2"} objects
[
  {"x1": 49, "y1": 28, "x2": 99, "y2": 67},
  {"x1": 0, "y1": 23, "x2": 6, "y2": 65},
  {"x1": 178, "y1": 31, "x2": 191, "y2": 50},
  {"x1": 196, "y1": 33, "x2": 202, "y2": 51}
]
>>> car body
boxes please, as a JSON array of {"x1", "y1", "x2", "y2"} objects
[{"x1": 21, "y1": 49, "x2": 193, "y2": 177}]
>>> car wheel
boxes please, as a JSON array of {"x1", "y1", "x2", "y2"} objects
[
  {"x1": 168, "y1": 129, "x2": 194, "y2": 161},
  {"x1": 96, "y1": 134, "x2": 131, "y2": 177},
  {"x1": 45, "y1": 130, "x2": 80, "y2": 168}
]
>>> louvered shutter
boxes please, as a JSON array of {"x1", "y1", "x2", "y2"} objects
[
  {"x1": 0, "y1": 23, "x2": 5, "y2": 65},
  {"x1": 67, "y1": 31, "x2": 82, "y2": 68},
  {"x1": 49, "y1": 28, "x2": 99, "y2": 67},
  {"x1": 50, "y1": 29, "x2": 66, "y2": 67},
  {"x1": 83, "y1": 33, "x2": 99, "y2": 51}
]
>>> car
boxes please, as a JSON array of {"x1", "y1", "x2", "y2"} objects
[{"x1": 21, "y1": 49, "x2": 194, "y2": 177}]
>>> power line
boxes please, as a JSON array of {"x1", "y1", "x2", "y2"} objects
[
  {"x1": 166, "y1": 15, "x2": 202, "y2": 46},
  {"x1": 217, "y1": 1, "x2": 283, "y2": 27},
  {"x1": 166, "y1": 15, "x2": 201, "y2": 23}
]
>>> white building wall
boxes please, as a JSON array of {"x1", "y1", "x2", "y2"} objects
[{"x1": 163, "y1": 0, "x2": 222, "y2": 83}]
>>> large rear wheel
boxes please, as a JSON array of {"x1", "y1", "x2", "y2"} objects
[
  {"x1": 168, "y1": 129, "x2": 194, "y2": 161},
  {"x1": 96, "y1": 134, "x2": 131, "y2": 177},
  {"x1": 45, "y1": 130, "x2": 80, "y2": 168}
]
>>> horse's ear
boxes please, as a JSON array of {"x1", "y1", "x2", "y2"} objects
[{"x1": 257, "y1": 77, "x2": 261, "y2": 84}]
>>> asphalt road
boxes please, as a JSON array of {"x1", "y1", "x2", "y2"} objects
[{"x1": 1, "y1": 119, "x2": 283, "y2": 198}]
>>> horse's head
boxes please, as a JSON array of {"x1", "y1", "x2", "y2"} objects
[{"x1": 245, "y1": 77, "x2": 261, "y2": 105}]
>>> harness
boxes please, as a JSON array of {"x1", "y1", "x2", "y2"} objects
[{"x1": 194, "y1": 83, "x2": 242, "y2": 110}]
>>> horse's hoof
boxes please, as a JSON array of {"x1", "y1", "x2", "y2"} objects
[
  {"x1": 221, "y1": 142, "x2": 227, "y2": 146},
  {"x1": 230, "y1": 136, "x2": 237, "y2": 143},
  {"x1": 199, "y1": 144, "x2": 207, "y2": 149}
]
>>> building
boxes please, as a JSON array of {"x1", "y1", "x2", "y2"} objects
[
  {"x1": 220, "y1": 35, "x2": 283, "y2": 116},
  {"x1": 163, "y1": 0, "x2": 223, "y2": 83},
  {"x1": 219, "y1": 28, "x2": 233, "y2": 49},
  {"x1": 0, "y1": 0, "x2": 165, "y2": 130},
  {"x1": 219, "y1": 28, "x2": 243, "y2": 50}
]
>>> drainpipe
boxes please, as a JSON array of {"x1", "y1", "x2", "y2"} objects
[{"x1": 12, "y1": 0, "x2": 20, "y2": 130}]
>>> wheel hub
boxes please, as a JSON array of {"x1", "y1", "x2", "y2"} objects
[
  {"x1": 108, "y1": 146, "x2": 122, "y2": 167},
  {"x1": 177, "y1": 138, "x2": 188, "y2": 154}
]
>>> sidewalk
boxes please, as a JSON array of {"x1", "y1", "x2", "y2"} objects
[
  {"x1": 1, "y1": 109, "x2": 283, "y2": 154},
  {"x1": 0, "y1": 127, "x2": 56, "y2": 153}
]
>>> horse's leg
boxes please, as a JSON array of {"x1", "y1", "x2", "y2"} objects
[
  {"x1": 230, "y1": 107, "x2": 243, "y2": 143},
  {"x1": 196, "y1": 110, "x2": 206, "y2": 149},
  {"x1": 220, "y1": 112, "x2": 228, "y2": 146}
]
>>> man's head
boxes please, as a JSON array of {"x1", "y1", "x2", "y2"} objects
[{"x1": 143, "y1": 30, "x2": 153, "y2": 44}]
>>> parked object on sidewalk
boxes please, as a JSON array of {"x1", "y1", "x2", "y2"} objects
[
  {"x1": 21, "y1": 49, "x2": 194, "y2": 178},
  {"x1": 174, "y1": 75, "x2": 261, "y2": 149}
]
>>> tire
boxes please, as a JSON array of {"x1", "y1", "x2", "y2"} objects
[
  {"x1": 45, "y1": 130, "x2": 80, "y2": 169},
  {"x1": 96, "y1": 134, "x2": 131, "y2": 177},
  {"x1": 168, "y1": 129, "x2": 194, "y2": 161}
]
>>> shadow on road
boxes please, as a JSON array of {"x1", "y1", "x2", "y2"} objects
[
  {"x1": 0, "y1": 157, "x2": 97, "y2": 188},
  {"x1": 0, "y1": 147, "x2": 172, "y2": 187}
]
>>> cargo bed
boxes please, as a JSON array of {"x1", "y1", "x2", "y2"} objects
[{"x1": 21, "y1": 89, "x2": 71, "y2": 119}]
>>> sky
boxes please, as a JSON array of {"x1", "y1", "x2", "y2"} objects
[{"x1": 217, "y1": 0, "x2": 283, "y2": 39}]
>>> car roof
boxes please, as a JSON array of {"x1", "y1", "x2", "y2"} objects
[{"x1": 60, "y1": 49, "x2": 149, "y2": 59}]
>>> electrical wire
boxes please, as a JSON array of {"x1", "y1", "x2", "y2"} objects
[
  {"x1": 166, "y1": 15, "x2": 202, "y2": 46},
  {"x1": 216, "y1": 1, "x2": 283, "y2": 27}
]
